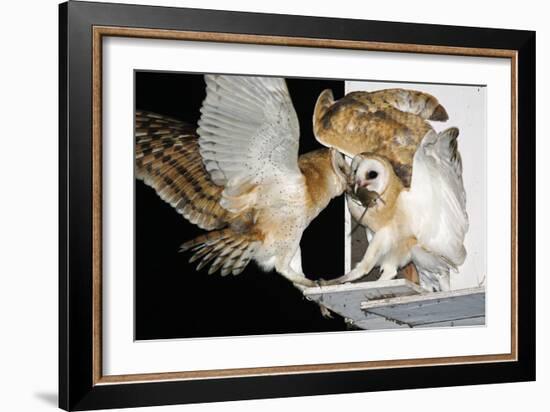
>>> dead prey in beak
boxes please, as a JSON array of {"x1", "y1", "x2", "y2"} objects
[{"x1": 347, "y1": 185, "x2": 385, "y2": 236}]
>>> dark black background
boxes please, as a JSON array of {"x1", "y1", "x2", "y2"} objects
[{"x1": 135, "y1": 71, "x2": 348, "y2": 339}]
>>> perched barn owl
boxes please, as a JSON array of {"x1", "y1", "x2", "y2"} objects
[
  {"x1": 326, "y1": 127, "x2": 469, "y2": 291},
  {"x1": 313, "y1": 87, "x2": 451, "y2": 286},
  {"x1": 313, "y1": 88, "x2": 449, "y2": 187},
  {"x1": 135, "y1": 75, "x2": 349, "y2": 288}
]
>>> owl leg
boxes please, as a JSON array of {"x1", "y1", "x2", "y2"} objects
[
  {"x1": 279, "y1": 267, "x2": 316, "y2": 287},
  {"x1": 324, "y1": 235, "x2": 383, "y2": 285},
  {"x1": 438, "y1": 271, "x2": 451, "y2": 291},
  {"x1": 277, "y1": 248, "x2": 316, "y2": 287},
  {"x1": 288, "y1": 247, "x2": 319, "y2": 289},
  {"x1": 378, "y1": 264, "x2": 398, "y2": 281},
  {"x1": 289, "y1": 246, "x2": 303, "y2": 274}
]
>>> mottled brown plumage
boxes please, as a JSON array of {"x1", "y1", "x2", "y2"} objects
[
  {"x1": 313, "y1": 88, "x2": 448, "y2": 186},
  {"x1": 136, "y1": 110, "x2": 269, "y2": 276},
  {"x1": 298, "y1": 148, "x2": 347, "y2": 217},
  {"x1": 136, "y1": 111, "x2": 231, "y2": 230},
  {"x1": 180, "y1": 226, "x2": 265, "y2": 276}
]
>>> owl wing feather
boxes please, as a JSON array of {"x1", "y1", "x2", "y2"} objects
[
  {"x1": 197, "y1": 75, "x2": 302, "y2": 188},
  {"x1": 313, "y1": 88, "x2": 448, "y2": 187},
  {"x1": 189, "y1": 75, "x2": 311, "y2": 276},
  {"x1": 135, "y1": 110, "x2": 231, "y2": 230},
  {"x1": 135, "y1": 110, "x2": 264, "y2": 276},
  {"x1": 345, "y1": 88, "x2": 448, "y2": 121},
  {"x1": 137, "y1": 75, "x2": 306, "y2": 277},
  {"x1": 402, "y1": 127, "x2": 469, "y2": 268}
]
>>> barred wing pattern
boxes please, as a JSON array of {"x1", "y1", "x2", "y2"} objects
[
  {"x1": 135, "y1": 110, "x2": 230, "y2": 230},
  {"x1": 135, "y1": 75, "x2": 308, "y2": 279}
]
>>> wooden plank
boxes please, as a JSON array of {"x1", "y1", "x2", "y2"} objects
[
  {"x1": 416, "y1": 316, "x2": 485, "y2": 328},
  {"x1": 304, "y1": 281, "x2": 485, "y2": 330},
  {"x1": 360, "y1": 287, "x2": 485, "y2": 328},
  {"x1": 304, "y1": 279, "x2": 424, "y2": 329},
  {"x1": 305, "y1": 279, "x2": 424, "y2": 300},
  {"x1": 354, "y1": 314, "x2": 412, "y2": 330}
]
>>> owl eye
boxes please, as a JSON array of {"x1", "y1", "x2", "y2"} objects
[{"x1": 367, "y1": 171, "x2": 378, "y2": 179}]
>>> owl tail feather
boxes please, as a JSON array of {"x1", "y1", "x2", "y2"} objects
[{"x1": 180, "y1": 228, "x2": 261, "y2": 276}]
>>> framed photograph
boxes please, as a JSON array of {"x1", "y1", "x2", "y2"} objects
[{"x1": 59, "y1": 1, "x2": 535, "y2": 410}]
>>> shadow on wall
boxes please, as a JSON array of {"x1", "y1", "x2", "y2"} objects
[{"x1": 34, "y1": 392, "x2": 58, "y2": 407}]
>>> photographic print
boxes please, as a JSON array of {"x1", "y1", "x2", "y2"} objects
[
  {"x1": 60, "y1": 3, "x2": 534, "y2": 409},
  {"x1": 134, "y1": 72, "x2": 485, "y2": 339}
]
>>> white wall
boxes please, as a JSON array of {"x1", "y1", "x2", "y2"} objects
[{"x1": 0, "y1": 1, "x2": 546, "y2": 411}]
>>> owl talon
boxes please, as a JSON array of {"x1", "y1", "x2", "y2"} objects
[
  {"x1": 319, "y1": 305, "x2": 333, "y2": 318},
  {"x1": 294, "y1": 279, "x2": 316, "y2": 288},
  {"x1": 319, "y1": 278, "x2": 342, "y2": 286}
]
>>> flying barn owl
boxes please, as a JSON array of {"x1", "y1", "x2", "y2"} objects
[
  {"x1": 135, "y1": 75, "x2": 349, "y2": 288},
  {"x1": 326, "y1": 127, "x2": 469, "y2": 291}
]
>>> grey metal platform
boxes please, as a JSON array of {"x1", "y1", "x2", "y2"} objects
[{"x1": 304, "y1": 279, "x2": 485, "y2": 330}]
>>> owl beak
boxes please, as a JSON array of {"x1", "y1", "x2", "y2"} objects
[{"x1": 355, "y1": 177, "x2": 369, "y2": 190}]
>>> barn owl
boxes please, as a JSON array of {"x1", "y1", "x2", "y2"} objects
[
  {"x1": 313, "y1": 87, "x2": 451, "y2": 285},
  {"x1": 135, "y1": 75, "x2": 349, "y2": 288},
  {"x1": 325, "y1": 127, "x2": 469, "y2": 291}
]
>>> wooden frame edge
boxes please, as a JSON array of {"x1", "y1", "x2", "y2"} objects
[
  {"x1": 92, "y1": 27, "x2": 103, "y2": 385},
  {"x1": 510, "y1": 51, "x2": 519, "y2": 362},
  {"x1": 97, "y1": 354, "x2": 514, "y2": 385},
  {"x1": 91, "y1": 26, "x2": 519, "y2": 386},
  {"x1": 94, "y1": 26, "x2": 517, "y2": 57}
]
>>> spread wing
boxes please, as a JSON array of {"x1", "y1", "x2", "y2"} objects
[
  {"x1": 197, "y1": 75, "x2": 302, "y2": 187},
  {"x1": 135, "y1": 111, "x2": 230, "y2": 230},
  {"x1": 347, "y1": 88, "x2": 448, "y2": 121},
  {"x1": 313, "y1": 88, "x2": 448, "y2": 187},
  {"x1": 401, "y1": 127, "x2": 469, "y2": 267}
]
